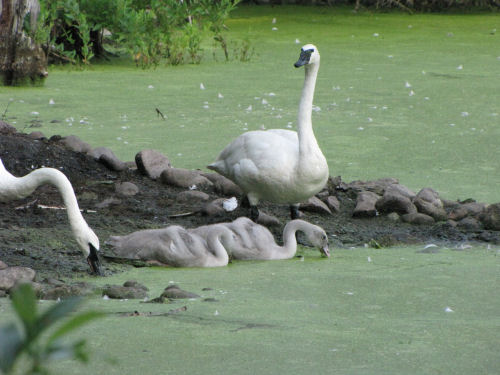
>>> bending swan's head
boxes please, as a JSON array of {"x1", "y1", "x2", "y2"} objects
[
  {"x1": 294, "y1": 44, "x2": 320, "y2": 68},
  {"x1": 305, "y1": 225, "x2": 330, "y2": 258},
  {"x1": 76, "y1": 226, "x2": 102, "y2": 275}
]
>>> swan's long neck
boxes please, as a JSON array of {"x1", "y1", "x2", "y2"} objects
[
  {"x1": 279, "y1": 220, "x2": 304, "y2": 258},
  {"x1": 12, "y1": 167, "x2": 89, "y2": 247},
  {"x1": 206, "y1": 227, "x2": 230, "y2": 267},
  {"x1": 297, "y1": 61, "x2": 320, "y2": 158}
]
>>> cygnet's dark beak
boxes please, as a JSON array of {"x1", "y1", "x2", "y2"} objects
[
  {"x1": 321, "y1": 244, "x2": 330, "y2": 258},
  {"x1": 87, "y1": 243, "x2": 103, "y2": 276}
]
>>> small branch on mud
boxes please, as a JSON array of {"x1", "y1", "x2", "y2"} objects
[
  {"x1": 168, "y1": 211, "x2": 198, "y2": 218},
  {"x1": 14, "y1": 202, "x2": 96, "y2": 213},
  {"x1": 14, "y1": 199, "x2": 38, "y2": 210}
]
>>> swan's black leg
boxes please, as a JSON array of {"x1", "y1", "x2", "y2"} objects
[
  {"x1": 290, "y1": 204, "x2": 300, "y2": 220},
  {"x1": 250, "y1": 205, "x2": 259, "y2": 222}
]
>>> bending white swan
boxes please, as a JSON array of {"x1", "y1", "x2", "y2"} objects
[
  {"x1": 0, "y1": 159, "x2": 102, "y2": 275},
  {"x1": 106, "y1": 225, "x2": 235, "y2": 268},
  {"x1": 208, "y1": 44, "x2": 329, "y2": 221},
  {"x1": 191, "y1": 217, "x2": 330, "y2": 260}
]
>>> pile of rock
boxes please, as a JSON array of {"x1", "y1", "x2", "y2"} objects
[
  {"x1": 0, "y1": 260, "x2": 94, "y2": 299},
  {"x1": 337, "y1": 177, "x2": 500, "y2": 230},
  {"x1": 28, "y1": 132, "x2": 500, "y2": 232}
]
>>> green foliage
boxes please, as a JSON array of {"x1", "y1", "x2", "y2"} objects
[
  {"x1": 0, "y1": 284, "x2": 104, "y2": 375},
  {"x1": 36, "y1": 0, "x2": 244, "y2": 67}
]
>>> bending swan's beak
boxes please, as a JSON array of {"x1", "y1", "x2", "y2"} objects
[
  {"x1": 87, "y1": 243, "x2": 103, "y2": 276},
  {"x1": 321, "y1": 244, "x2": 330, "y2": 258}
]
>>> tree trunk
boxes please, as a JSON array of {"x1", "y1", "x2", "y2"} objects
[{"x1": 0, "y1": 0, "x2": 48, "y2": 86}]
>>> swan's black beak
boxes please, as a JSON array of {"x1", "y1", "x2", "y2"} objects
[
  {"x1": 321, "y1": 244, "x2": 330, "y2": 258},
  {"x1": 87, "y1": 243, "x2": 103, "y2": 276},
  {"x1": 294, "y1": 49, "x2": 313, "y2": 68}
]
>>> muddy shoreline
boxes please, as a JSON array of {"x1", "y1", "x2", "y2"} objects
[{"x1": 1, "y1": 131, "x2": 499, "y2": 284}]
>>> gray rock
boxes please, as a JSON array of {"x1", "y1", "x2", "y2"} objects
[
  {"x1": 300, "y1": 196, "x2": 332, "y2": 215},
  {"x1": 40, "y1": 282, "x2": 95, "y2": 300},
  {"x1": 448, "y1": 206, "x2": 469, "y2": 221},
  {"x1": 347, "y1": 178, "x2": 399, "y2": 195},
  {"x1": 102, "y1": 282, "x2": 148, "y2": 299},
  {"x1": 161, "y1": 285, "x2": 200, "y2": 299},
  {"x1": 201, "y1": 198, "x2": 227, "y2": 217},
  {"x1": 0, "y1": 121, "x2": 17, "y2": 134},
  {"x1": 0, "y1": 261, "x2": 7, "y2": 270},
  {"x1": 442, "y1": 199, "x2": 461, "y2": 210},
  {"x1": 176, "y1": 190, "x2": 210, "y2": 203},
  {"x1": 462, "y1": 202, "x2": 487, "y2": 217},
  {"x1": 457, "y1": 217, "x2": 482, "y2": 231},
  {"x1": 449, "y1": 202, "x2": 486, "y2": 221},
  {"x1": 353, "y1": 191, "x2": 380, "y2": 218},
  {"x1": 385, "y1": 184, "x2": 416, "y2": 200},
  {"x1": 376, "y1": 191, "x2": 417, "y2": 215},
  {"x1": 27, "y1": 131, "x2": 46, "y2": 140},
  {"x1": 123, "y1": 280, "x2": 148, "y2": 291},
  {"x1": 61, "y1": 135, "x2": 92, "y2": 153},
  {"x1": 325, "y1": 196, "x2": 340, "y2": 213},
  {"x1": 201, "y1": 172, "x2": 243, "y2": 196},
  {"x1": 401, "y1": 213, "x2": 435, "y2": 225},
  {"x1": 89, "y1": 147, "x2": 127, "y2": 171},
  {"x1": 135, "y1": 149, "x2": 171, "y2": 179},
  {"x1": 115, "y1": 182, "x2": 139, "y2": 197},
  {"x1": 160, "y1": 168, "x2": 213, "y2": 189},
  {"x1": 99, "y1": 153, "x2": 127, "y2": 171},
  {"x1": 0, "y1": 267, "x2": 36, "y2": 291},
  {"x1": 479, "y1": 203, "x2": 500, "y2": 230},
  {"x1": 413, "y1": 188, "x2": 447, "y2": 221}
]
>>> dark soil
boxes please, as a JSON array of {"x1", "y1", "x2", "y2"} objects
[{"x1": 1, "y1": 132, "x2": 498, "y2": 281}]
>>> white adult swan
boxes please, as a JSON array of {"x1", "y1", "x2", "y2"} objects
[
  {"x1": 190, "y1": 217, "x2": 330, "y2": 260},
  {"x1": 106, "y1": 225, "x2": 235, "y2": 268},
  {"x1": 208, "y1": 44, "x2": 329, "y2": 221},
  {"x1": 0, "y1": 159, "x2": 102, "y2": 275}
]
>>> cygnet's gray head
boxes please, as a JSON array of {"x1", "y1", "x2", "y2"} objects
[
  {"x1": 306, "y1": 226, "x2": 330, "y2": 258},
  {"x1": 294, "y1": 44, "x2": 320, "y2": 68}
]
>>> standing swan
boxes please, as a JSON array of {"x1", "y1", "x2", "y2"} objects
[
  {"x1": 190, "y1": 217, "x2": 330, "y2": 260},
  {"x1": 0, "y1": 159, "x2": 102, "y2": 275},
  {"x1": 208, "y1": 44, "x2": 329, "y2": 221},
  {"x1": 106, "y1": 225, "x2": 235, "y2": 268}
]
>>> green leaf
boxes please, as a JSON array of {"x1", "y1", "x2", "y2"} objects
[
  {"x1": 0, "y1": 323, "x2": 23, "y2": 373},
  {"x1": 31, "y1": 297, "x2": 83, "y2": 340},
  {"x1": 46, "y1": 339, "x2": 88, "y2": 363},
  {"x1": 48, "y1": 311, "x2": 105, "y2": 344},
  {"x1": 10, "y1": 283, "x2": 37, "y2": 333}
]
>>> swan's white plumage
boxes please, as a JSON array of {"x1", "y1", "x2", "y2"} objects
[
  {"x1": 190, "y1": 217, "x2": 330, "y2": 260},
  {"x1": 208, "y1": 44, "x2": 328, "y2": 215},
  {"x1": 106, "y1": 225, "x2": 235, "y2": 268},
  {"x1": 0, "y1": 158, "x2": 101, "y2": 273}
]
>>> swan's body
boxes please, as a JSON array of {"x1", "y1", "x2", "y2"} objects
[
  {"x1": 106, "y1": 225, "x2": 234, "y2": 268},
  {"x1": 208, "y1": 44, "x2": 329, "y2": 221},
  {"x1": 190, "y1": 217, "x2": 330, "y2": 260},
  {"x1": 0, "y1": 159, "x2": 101, "y2": 275}
]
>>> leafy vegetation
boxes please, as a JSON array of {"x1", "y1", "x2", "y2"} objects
[
  {"x1": 0, "y1": 284, "x2": 103, "y2": 375},
  {"x1": 34, "y1": 0, "x2": 243, "y2": 67}
]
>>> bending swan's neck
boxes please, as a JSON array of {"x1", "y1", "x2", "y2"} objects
[
  {"x1": 206, "y1": 227, "x2": 230, "y2": 267},
  {"x1": 15, "y1": 168, "x2": 87, "y2": 240},
  {"x1": 279, "y1": 220, "x2": 306, "y2": 259},
  {"x1": 297, "y1": 62, "x2": 320, "y2": 158}
]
